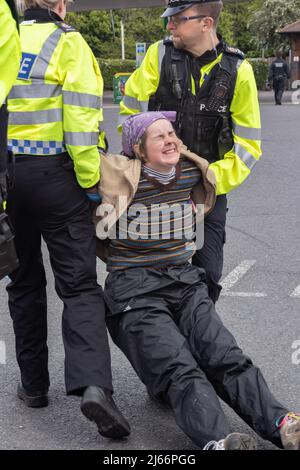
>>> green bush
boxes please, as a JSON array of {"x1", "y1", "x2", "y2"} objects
[
  {"x1": 248, "y1": 58, "x2": 269, "y2": 90},
  {"x1": 97, "y1": 57, "x2": 270, "y2": 91},
  {"x1": 97, "y1": 59, "x2": 136, "y2": 90}
]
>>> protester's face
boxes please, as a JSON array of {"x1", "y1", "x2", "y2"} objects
[
  {"x1": 166, "y1": 6, "x2": 211, "y2": 50},
  {"x1": 142, "y1": 120, "x2": 181, "y2": 172}
]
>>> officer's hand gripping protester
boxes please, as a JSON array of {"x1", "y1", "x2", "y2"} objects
[
  {"x1": 5, "y1": 0, "x2": 130, "y2": 440},
  {"x1": 94, "y1": 111, "x2": 300, "y2": 451},
  {"x1": 119, "y1": 0, "x2": 262, "y2": 304}
]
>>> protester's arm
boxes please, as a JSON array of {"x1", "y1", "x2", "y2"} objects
[{"x1": 209, "y1": 60, "x2": 262, "y2": 195}]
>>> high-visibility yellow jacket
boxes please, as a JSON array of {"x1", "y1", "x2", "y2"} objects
[
  {"x1": 120, "y1": 40, "x2": 262, "y2": 196},
  {"x1": 8, "y1": 18, "x2": 105, "y2": 189},
  {"x1": 0, "y1": 0, "x2": 21, "y2": 105}
]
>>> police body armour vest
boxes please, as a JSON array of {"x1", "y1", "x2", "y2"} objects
[{"x1": 149, "y1": 40, "x2": 244, "y2": 163}]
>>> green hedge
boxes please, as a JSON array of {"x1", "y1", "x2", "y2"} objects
[
  {"x1": 98, "y1": 57, "x2": 269, "y2": 91},
  {"x1": 97, "y1": 59, "x2": 136, "y2": 90},
  {"x1": 248, "y1": 58, "x2": 269, "y2": 90}
]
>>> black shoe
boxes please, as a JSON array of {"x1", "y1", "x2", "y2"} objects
[
  {"x1": 81, "y1": 386, "x2": 130, "y2": 439},
  {"x1": 17, "y1": 383, "x2": 48, "y2": 408}
]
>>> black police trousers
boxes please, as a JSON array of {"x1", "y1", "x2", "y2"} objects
[
  {"x1": 273, "y1": 78, "x2": 285, "y2": 105},
  {"x1": 192, "y1": 194, "x2": 227, "y2": 303},
  {"x1": 6, "y1": 154, "x2": 113, "y2": 395},
  {"x1": 105, "y1": 264, "x2": 288, "y2": 449}
]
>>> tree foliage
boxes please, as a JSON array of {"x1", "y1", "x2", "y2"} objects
[
  {"x1": 66, "y1": 1, "x2": 298, "y2": 60},
  {"x1": 249, "y1": 0, "x2": 300, "y2": 55}
]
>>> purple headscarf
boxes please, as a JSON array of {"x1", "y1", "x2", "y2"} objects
[{"x1": 122, "y1": 111, "x2": 177, "y2": 157}]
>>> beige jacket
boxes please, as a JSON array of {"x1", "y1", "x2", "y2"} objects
[{"x1": 94, "y1": 145, "x2": 216, "y2": 262}]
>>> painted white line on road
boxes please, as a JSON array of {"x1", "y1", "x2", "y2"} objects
[
  {"x1": 221, "y1": 260, "x2": 256, "y2": 290},
  {"x1": 291, "y1": 285, "x2": 300, "y2": 297},
  {"x1": 221, "y1": 260, "x2": 267, "y2": 297},
  {"x1": 222, "y1": 291, "x2": 267, "y2": 298},
  {"x1": 103, "y1": 105, "x2": 119, "y2": 109},
  {"x1": 0, "y1": 341, "x2": 6, "y2": 365}
]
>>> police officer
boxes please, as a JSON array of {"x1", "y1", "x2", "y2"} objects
[
  {"x1": 120, "y1": 0, "x2": 262, "y2": 303},
  {"x1": 0, "y1": 0, "x2": 21, "y2": 279},
  {"x1": 268, "y1": 51, "x2": 290, "y2": 105},
  {"x1": 6, "y1": 0, "x2": 130, "y2": 439}
]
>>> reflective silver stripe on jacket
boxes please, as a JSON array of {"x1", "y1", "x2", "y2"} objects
[
  {"x1": 234, "y1": 143, "x2": 257, "y2": 170},
  {"x1": 123, "y1": 95, "x2": 149, "y2": 112},
  {"x1": 64, "y1": 131, "x2": 99, "y2": 146},
  {"x1": 158, "y1": 41, "x2": 166, "y2": 74},
  {"x1": 233, "y1": 122, "x2": 261, "y2": 141},
  {"x1": 31, "y1": 28, "x2": 64, "y2": 79},
  {"x1": 9, "y1": 108, "x2": 62, "y2": 125},
  {"x1": 63, "y1": 91, "x2": 102, "y2": 109},
  {"x1": 9, "y1": 83, "x2": 62, "y2": 99}
]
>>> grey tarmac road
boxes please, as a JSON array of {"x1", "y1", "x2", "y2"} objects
[{"x1": 0, "y1": 96, "x2": 299, "y2": 450}]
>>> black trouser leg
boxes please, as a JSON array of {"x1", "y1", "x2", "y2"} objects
[
  {"x1": 6, "y1": 182, "x2": 49, "y2": 393},
  {"x1": 274, "y1": 79, "x2": 285, "y2": 104},
  {"x1": 174, "y1": 275, "x2": 288, "y2": 448},
  {"x1": 192, "y1": 195, "x2": 227, "y2": 303},
  {"x1": 106, "y1": 295, "x2": 231, "y2": 448},
  {"x1": 7, "y1": 156, "x2": 113, "y2": 396},
  {"x1": 42, "y1": 204, "x2": 112, "y2": 395}
]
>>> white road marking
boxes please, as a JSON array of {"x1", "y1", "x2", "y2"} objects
[
  {"x1": 221, "y1": 291, "x2": 267, "y2": 298},
  {"x1": 221, "y1": 260, "x2": 267, "y2": 297},
  {"x1": 291, "y1": 285, "x2": 300, "y2": 298},
  {"x1": 0, "y1": 341, "x2": 6, "y2": 365}
]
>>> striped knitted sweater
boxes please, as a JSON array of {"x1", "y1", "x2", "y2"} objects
[{"x1": 106, "y1": 157, "x2": 202, "y2": 271}]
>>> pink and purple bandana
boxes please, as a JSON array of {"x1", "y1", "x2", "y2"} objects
[{"x1": 122, "y1": 111, "x2": 177, "y2": 157}]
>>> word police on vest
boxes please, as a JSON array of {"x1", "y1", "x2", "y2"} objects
[{"x1": 200, "y1": 103, "x2": 228, "y2": 113}]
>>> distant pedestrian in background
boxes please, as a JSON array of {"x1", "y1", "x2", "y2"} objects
[{"x1": 268, "y1": 51, "x2": 290, "y2": 105}]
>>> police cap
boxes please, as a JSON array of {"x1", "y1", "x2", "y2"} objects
[{"x1": 161, "y1": 0, "x2": 220, "y2": 18}]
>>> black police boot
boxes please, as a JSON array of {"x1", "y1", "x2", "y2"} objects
[
  {"x1": 17, "y1": 383, "x2": 49, "y2": 408},
  {"x1": 81, "y1": 386, "x2": 130, "y2": 439}
]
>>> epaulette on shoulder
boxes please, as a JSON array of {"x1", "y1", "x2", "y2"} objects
[
  {"x1": 55, "y1": 21, "x2": 77, "y2": 33},
  {"x1": 224, "y1": 45, "x2": 245, "y2": 60}
]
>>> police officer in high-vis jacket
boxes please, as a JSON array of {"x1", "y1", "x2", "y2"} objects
[
  {"x1": 6, "y1": 0, "x2": 130, "y2": 439},
  {"x1": 120, "y1": 0, "x2": 262, "y2": 303},
  {"x1": 0, "y1": 0, "x2": 21, "y2": 279}
]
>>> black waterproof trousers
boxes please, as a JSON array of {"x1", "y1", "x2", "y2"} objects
[
  {"x1": 6, "y1": 154, "x2": 113, "y2": 395},
  {"x1": 105, "y1": 264, "x2": 288, "y2": 449},
  {"x1": 192, "y1": 194, "x2": 227, "y2": 303},
  {"x1": 273, "y1": 78, "x2": 285, "y2": 105}
]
